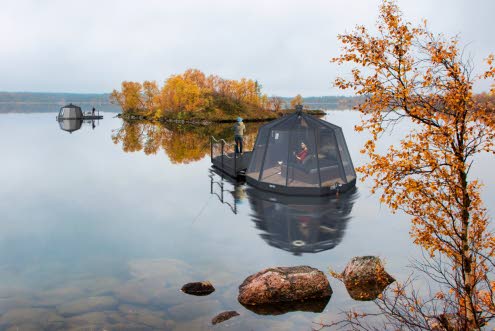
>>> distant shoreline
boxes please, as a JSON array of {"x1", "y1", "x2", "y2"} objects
[
  {"x1": 118, "y1": 109, "x2": 326, "y2": 125},
  {"x1": 0, "y1": 92, "x2": 361, "y2": 114}
]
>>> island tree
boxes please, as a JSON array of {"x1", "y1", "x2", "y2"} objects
[{"x1": 290, "y1": 94, "x2": 304, "y2": 108}]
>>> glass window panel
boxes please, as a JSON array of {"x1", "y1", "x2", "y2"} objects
[
  {"x1": 259, "y1": 129, "x2": 290, "y2": 185},
  {"x1": 246, "y1": 126, "x2": 270, "y2": 180},
  {"x1": 317, "y1": 127, "x2": 346, "y2": 186},
  {"x1": 334, "y1": 128, "x2": 356, "y2": 182}
]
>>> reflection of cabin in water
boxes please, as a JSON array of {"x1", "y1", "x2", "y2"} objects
[
  {"x1": 208, "y1": 169, "x2": 357, "y2": 255},
  {"x1": 58, "y1": 119, "x2": 83, "y2": 133},
  {"x1": 211, "y1": 106, "x2": 356, "y2": 196},
  {"x1": 247, "y1": 187, "x2": 357, "y2": 255}
]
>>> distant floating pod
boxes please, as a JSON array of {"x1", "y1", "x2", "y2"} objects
[
  {"x1": 57, "y1": 103, "x2": 83, "y2": 120},
  {"x1": 56, "y1": 103, "x2": 103, "y2": 133}
]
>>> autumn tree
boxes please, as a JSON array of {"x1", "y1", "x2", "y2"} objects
[
  {"x1": 110, "y1": 81, "x2": 144, "y2": 114},
  {"x1": 270, "y1": 96, "x2": 286, "y2": 112},
  {"x1": 326, "y1": 0, "x2": 495, "y2": 329},
  {"x1": 142, "y1": 80, "x2": 159, "y2": 114},
  {"x1": 158, "y1": 74, "x2": 207, "y2": 113},
  {"x1": 290, "y1": 94, "x2": 304, "y2": 108}
]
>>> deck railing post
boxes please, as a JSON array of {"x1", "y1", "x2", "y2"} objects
[
  {"x1": 221, "y1": 140, "x2": 224, "y2": 171},
  {"x1": 210, "y1": 136, "x2": 213, "y2": 162},
  {"x1": 234, "y1": 144, "x2": 237, "y2": 175}
]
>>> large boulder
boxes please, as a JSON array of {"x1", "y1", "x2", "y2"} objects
[
  {"x1": 238, "y1": 266, "x2": 332, "y2": 306},
  {"x1": 341, "y1": 256, "x2": 395, "y2": 301}
]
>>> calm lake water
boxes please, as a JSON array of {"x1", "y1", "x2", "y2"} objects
[{"x1": 0, "y1": 107, "x2": 494, "y2": 330}]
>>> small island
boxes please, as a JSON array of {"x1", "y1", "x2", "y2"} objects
[{"x1": 110, "y1": 69, "x2": 325, "y2": 124}]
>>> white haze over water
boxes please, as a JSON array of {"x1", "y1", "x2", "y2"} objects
[{"x1": 0, "y1": 0, "x2": 494, "y2": 95}]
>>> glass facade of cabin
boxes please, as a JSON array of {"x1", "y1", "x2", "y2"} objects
[
  {"x1": 245, "y1": 110, "x2": 356, "y2": 196},
  {"x1": 58, "y1": 104, "x2": 83, "y2": 119}
]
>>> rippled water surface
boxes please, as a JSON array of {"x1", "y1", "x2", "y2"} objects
[{"x1": 0, "y1": 108, "x2": 494, "y2": 330}]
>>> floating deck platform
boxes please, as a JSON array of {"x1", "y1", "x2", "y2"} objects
[
  {"x1": 211, "y1": 136, "x2": 252, "y2": 178},
  {"x1": 82, "y1": 115, "x2": 104, "y2": 120}
]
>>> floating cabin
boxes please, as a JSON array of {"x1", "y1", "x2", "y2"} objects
[
  {"x1": 57, "y1": 104, "x2": 104, "y2": 121},
  {"x1": 58, "y1": 104, "x2": 83, "y2": 119},
  {"x1": 211, "y1": 107, "x2": 356, "y2": 196}
]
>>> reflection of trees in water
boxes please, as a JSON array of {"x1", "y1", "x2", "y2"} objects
[
  {"x1": 112, "y1": 121, "x2": 262, "y2": 164},
  {"x1": 247, "y1": 187, "x2": 357, "y2": 255}
]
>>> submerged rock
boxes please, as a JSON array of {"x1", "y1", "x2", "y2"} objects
[
  {"x1": 35, "y1": 286, "x2": 85, "y2": 306},
  {"x1": 238, "y1": 266, "x2": 332, "y2": 306},
  {"x1": 181, "y1": 281, "x2": 215, "y2": 296},
  {"x1": 0, "y1": 308, "x2": 64, "y2": 329},
  {"x1": 211, "y1": 311, "x2": 239, "y2": 325},
  {"x1": 113, "y1": 280, "x2": 155, "y2": 305},
  {"x1": 65, "y1": 311, "x2": 108, "y2": 329},
  {"x1": 127, "y1": 258, "x2": 195, "y2": 287},
  {"x1": 168, "y1": 299, "x2": 222, "y2": 321},
  {"x1": 57, "y1": 295, "x2": 118, "y2": 316},
  {"x1": 114, "y1": 278, "x2": 190, "y2": 307},
  {"x1": 341, "y1": 256, "x2": 395, "y2": 301},
  {"x1": 118, "y1": 304, "x2": 170, "y2": 329}
]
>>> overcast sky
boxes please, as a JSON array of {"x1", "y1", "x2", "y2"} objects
[{"x1": 0, "y1": 0, "x2": 493, "y2": 96}]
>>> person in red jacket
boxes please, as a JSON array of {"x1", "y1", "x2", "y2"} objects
[{"x1": 294, "y1": 142, "x2": 308, "y2": 163}]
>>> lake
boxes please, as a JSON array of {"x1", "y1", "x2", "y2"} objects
[{"x1": 0, "y1": 106, "x2": 494, "y2": 330}]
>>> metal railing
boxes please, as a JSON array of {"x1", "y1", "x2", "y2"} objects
[{"x1": 211, "y1": 136, "x2": 238, "y2": 175}]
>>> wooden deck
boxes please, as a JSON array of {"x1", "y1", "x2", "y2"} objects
[
  {"x1": 82, "y1": 115, "x2": 104, "y2": 120},
  {"x1": 247, "y1": 167, "x2": 316, "y2": 187},
  {"x1": 211, "y1": 152, "x2": 252, "y2": 178},
  {"x1": 246, "y1": 165, "x2": 347, "y2": 188}
]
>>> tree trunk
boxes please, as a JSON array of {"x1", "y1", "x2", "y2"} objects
[{"x1": 459, "y1": 168, "x2": 479, "y2": 330}]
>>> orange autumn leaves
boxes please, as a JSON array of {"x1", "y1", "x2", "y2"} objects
[
  {"x1": 110, "y1": 69, "x2": 272, "y2": 120},
  {"x1": 332, "y1": 0, "x2": 495, "y2": 328}
]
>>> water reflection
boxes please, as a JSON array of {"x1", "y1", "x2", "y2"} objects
[
  {"x1": 247, "y1": 187, "x2": 357, "y2": 255},
  {"x1": 112, "y1": 120, "x2": 261, "y2": 164},
  {"x1": 209, "y1": 168, "x2": 357, "y2": 255},
  {"x1": 58, "y1": 119, "x2": 83, "y2": 133},
  {"x1": 209, "y1": 168, "x2": 247, "y2": 214},
  {"x1": 242, "y1": 297, "x2": 330, "y2": 316},
  {"x1": 58, "y1": 119, "x2": 99, "y2": 133}
]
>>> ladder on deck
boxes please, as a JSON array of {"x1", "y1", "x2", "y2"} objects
[{"x1": 210, "y1": 136, "x2": 243, "y2": 177}]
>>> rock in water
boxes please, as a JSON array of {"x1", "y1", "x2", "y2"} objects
[
  {"x1": 341, "y1": 256, "x2": 395, "y2": 301},
  {"x1": 238, "y1": 266, "x2": 332, "y2": 305},
  {"x1": 181, "y1": 281, "x2": 215, "y2": 296},
  {"x1": 211, "y1": 311, "x2": 239, "y2": 325}
]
